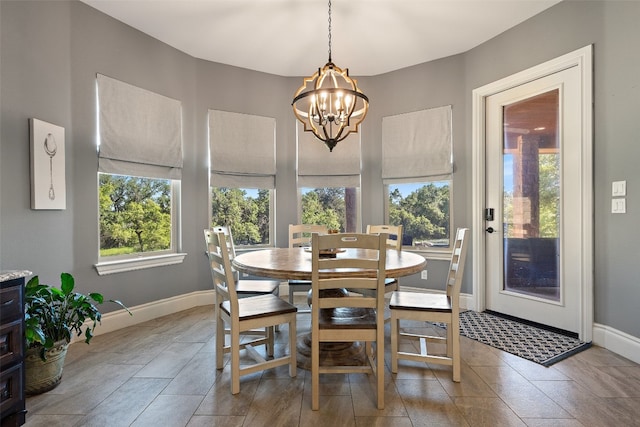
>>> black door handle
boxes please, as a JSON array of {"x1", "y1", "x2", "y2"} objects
[{"x1": 485, "y1": 227, "x2": 494, "y2": 233}]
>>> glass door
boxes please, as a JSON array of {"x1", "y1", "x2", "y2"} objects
[
  {"x1": 485, "y1": 65, "x2": 582, "y2": 333},
  {"x1": 502, "y1": 90, "x2": 560, "y2": 301}
]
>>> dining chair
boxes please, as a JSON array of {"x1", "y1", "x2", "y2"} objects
[
  {"x1": 205, "y1": 227, "x2": 280, "y2": 354},
  {"x1": 208, "y1": 230, "x2": 297, "y2": 394},
  {"x1": 309, "y1": 232, "x2": 387, "y2": 410},
  {"x1": 390, "y1": 227, "x2": 469, "y2": 382},
  {"x1": 287, "y1": 224, "x2": 328, "y2": 307},
  {"x1": 206, "y1": 226, "x2": 280, "y2": 295},
  {"x1": 205, "y1": 228, "x2": 281, "y2": 332}
]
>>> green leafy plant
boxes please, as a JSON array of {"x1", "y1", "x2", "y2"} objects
[{"x1": 25, "y1": 272, "x2": 131, "y2": 359}]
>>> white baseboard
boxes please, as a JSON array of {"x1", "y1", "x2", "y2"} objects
[
  {"x1": 80, "y1": 288, "x2": 640, "y2": 366},
  {"x1": 593, "y1": 323, "x2": 640, "y2": 364},
  {"x1": 71, "y1": 289, "x2": 216, "y2": 344},
  {"x1": 460, "y1": 293, "x2": 473, "y2": 310}
]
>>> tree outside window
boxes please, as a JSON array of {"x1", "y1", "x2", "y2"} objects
[
  {"x1": 386, "y1": 181, "x2": 451, "y2": 249},
  {"x1": 210, "y1": 187, "x2": 271, "y2": 246},
  {"x1": 99, "y1": 174, "x2": 173, "y2": 257},
  {"x1": 503, "y1": 153, "x2": 559, "y2": 239},
  {"x1": 300, "y1": 187, "x2": 359, "y2": 232}
]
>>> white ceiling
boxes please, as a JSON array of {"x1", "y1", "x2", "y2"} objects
[{"x1": 80, "y1": 0, "x2": 561, "y2": 77}]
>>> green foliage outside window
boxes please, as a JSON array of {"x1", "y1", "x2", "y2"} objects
[
  {"x1": 388, "y1": 182, "x2": 451, "y2": 247},
  {"x1": 537, "y1": 154, "x2": 560, "y2": 237},
  {"x1": 503, "y1": 153, "x2": 559, "y2": 238},
  {"x1": 99, "y1": 174, "x2": 171, "y2": 256},
  {"x1": 301, "y1": 188, "x2": 344, "y2": 231},
  {"x1": 211, "y1": 187, "x2": 270, "y2": 245}
]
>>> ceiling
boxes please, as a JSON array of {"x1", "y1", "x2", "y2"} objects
[{"x1": 80, "y1": 0, "x2": 561, "y2": 77}]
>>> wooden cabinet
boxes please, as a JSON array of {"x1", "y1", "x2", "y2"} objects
[{"x1": 0, "y1": 272, "x2": 29, "y2": 427}]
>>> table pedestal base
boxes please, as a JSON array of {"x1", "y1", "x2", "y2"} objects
[{"x1": 296, "y1": 333, "x2": 366, "y2": 370}]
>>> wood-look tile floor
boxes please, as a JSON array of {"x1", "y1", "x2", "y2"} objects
[{"x1": 24, "y1": 303, "x2": 640, "y2": 427}]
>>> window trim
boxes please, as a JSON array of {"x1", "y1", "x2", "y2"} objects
[
  {"x1": 96, "y1": 177, "x2": 183, "y2": 274},
  {"x1": 95, "y1": 252, "x2": 187, "y2": 276}
]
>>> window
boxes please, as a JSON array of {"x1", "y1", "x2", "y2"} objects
[
  {"x1": 210, "y1": 187, "x2": 273, "y2": 246},
  {"x1": 297, "y1": 124, "x2": 362, "y2": 232},
  {"x1": 382, "y1": 106, "x2": 453, "y2": 252},
  {"x1": 99, "y1": 174, "x2": 176, "y2": 257},
  {"x1": 300, "y1": 186, "x2": 360, "y2": 232},
  {"x1": 386, "y1": 180, "x2": 451, "y2": 249},
  {"x1": 209, "y1": 110, "x2": 276, "y2": 247},
  {"x1": 95, "y1": 74, "x2": 184, "y2": 274}
]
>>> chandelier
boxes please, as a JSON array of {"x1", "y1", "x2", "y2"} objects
[{"x1": 291, "y1": 0, "x2": 369, "y2": 152}]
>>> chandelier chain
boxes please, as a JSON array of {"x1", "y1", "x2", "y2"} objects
[
  {"x1": 291, "y1": 0, "x2": 369, "y2": 151},
  {"x1": 327, "y1": 0, "x2": 332, "y2": 62}
]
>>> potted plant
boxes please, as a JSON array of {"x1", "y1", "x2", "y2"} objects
[{"x1": 24, "y1": 272, "x2": 130, "y2": 394}]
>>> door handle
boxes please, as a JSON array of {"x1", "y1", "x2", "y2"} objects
[{"x1": 485, "y1": 227, "x2": 495, "y2": 233}]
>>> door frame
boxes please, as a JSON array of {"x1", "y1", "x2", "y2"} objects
[{"x1": 471, "y1": 45, "x2": 593, "y2": 341}]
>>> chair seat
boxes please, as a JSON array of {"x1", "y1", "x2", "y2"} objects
[
  {"x1": 221, "y1": 294, "x2": 297, "y2": 321},
  {"x1": 318, "y1": 307, "x2": 377, "y2": 329},
  {"x1": 236, "y1": 279, "x2": 280, "y2": 295},
  {"x1": 390, "y1": 291, "x2": 452, "y2": 313}
]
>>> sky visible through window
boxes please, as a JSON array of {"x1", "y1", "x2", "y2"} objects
[
  {"x1": 504, "y1": 154, "x2": 514, "y2": 192},
  {"x1": 244, "y1": 188, "x2": 260, "y2": 198}
]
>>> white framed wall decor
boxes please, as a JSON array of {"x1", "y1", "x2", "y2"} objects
[{"x1": 29, "y1": 118, "x2": 66, "y2": 209}]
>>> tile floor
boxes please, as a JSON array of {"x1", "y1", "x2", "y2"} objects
[{"x1": 24, "y1": 302, "x2": 640, "y2": 427}]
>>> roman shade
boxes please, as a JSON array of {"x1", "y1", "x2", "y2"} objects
[
  {"x1": 209, "y1": 110, "x2": 276, "y2": 189},
  {"x1": 382, "y1": 105, "x2": 452, "y2": 182},
  {"x1": 297, "y1": 123, "x2": 361, "y2": 188},
  {"x1": 97, "y1": 74, "x2": 183, "y2": 180}
]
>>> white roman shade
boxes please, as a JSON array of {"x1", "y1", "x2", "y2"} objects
[
  {"x1": 297, "y1": 123, "x2": 361, "y2": 188},
  {"x1": 382, "y1": 105, "x2": 452, "y2": 182},
  {"x1": 97, "y1": 74, "x2": 183, "y2": 180},
  {"x1": 209, "y1": 110, "x2": 276, "y2": 189}
]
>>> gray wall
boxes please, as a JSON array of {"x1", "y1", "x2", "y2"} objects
[{"x1": 1, "y1": 1, "x2": 638, "y2": 339}]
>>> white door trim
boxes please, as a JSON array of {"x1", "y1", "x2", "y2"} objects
[{"x1": 471, "y1": 45, "x2": 593, "y2": 341}]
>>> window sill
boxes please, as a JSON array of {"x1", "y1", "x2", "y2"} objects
[
  {"x1": 95, "y1": 253, "x2": 187, "y2": 275},
  {"x1": 235, "y1": 245, "x2": 275, "y2": 253},
  {"x1": 405, "y1": 248, "x2": 452, "y2": 261}
]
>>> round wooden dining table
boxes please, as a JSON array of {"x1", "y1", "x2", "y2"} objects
[
  {"x1": 232, "y1": 247, "x2": 426, "y2": 281},
  {"x1": 232, "y1": 247, "x2": 427, "y2": 369}
]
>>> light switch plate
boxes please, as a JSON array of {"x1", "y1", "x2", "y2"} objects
[
  {"x1": 612, "y1": 198, "x2": 626, "y2": 213},
  {"x1": 612, "y1": 181, "x2": 627, "y2": 197}
]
